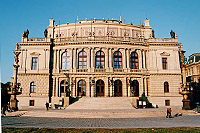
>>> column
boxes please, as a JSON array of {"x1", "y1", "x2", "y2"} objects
[
  {"x1": 91, "y1": 81, "x2": 94, "y2": 97},
  {"x1": 126, "y1": 49, "x2": 130, "y2": 69},
  {"x1": 123, "y1": 78, "x2": 127, "y2": 96},
  {"x1": 86, "y1": 78, "x2": 90, "y2": 97},
  {"x1": 109, "y1": 48, "x2": 112, "y2": 71},
  {"x1": 123, "y1": 49, "x2": 126, "y2": 70},
  {"x1": 52, "y1": 77, "x2": 56, "y2": 97},
  {"x1": 73, "y1": 48, "x2": 77, "y2": 71},
  {"x1": 144, "y1": 77, "x2": 147, "y2": 96},
  {"x1": 56, "y1": 49, "x2": 60, "y2": 72},
  {"x1": 110, "y1": 79, "x2": 113, "y2": 97},
  {"x1": 53, "y1": 50, "x2": 57, "y2": 72},
  {"x1": 105, "y1": 78, "x2": 109, "y2": 97},
  {"x1": 56, "y1": 77, "x2": 59, "y2": 97},
  {"x1": 127, "y1": 78, "x2": 131, "y2": 97},
  {"x1": 91, "y1": 48, "x2": 94, "y2": 72},
  {"x1": 70, "y1": 49, "x2": 73, "y2": 70},
  {"x1": 143, "y1": 50, "x2": 146, "y2": 69},
  {"x1": 87, "y1": 48, "x2": 91, "y2": 71},
  {"x1": 139, "y1": 50, "x2": 142, "y2": 69},
  {"x1": 105, "y1": 48, "x2": 109, "y2": 71}
]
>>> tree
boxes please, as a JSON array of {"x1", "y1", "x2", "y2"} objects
[{"x1": 1, "y1": 82, "x2": 11, "y2": 107}]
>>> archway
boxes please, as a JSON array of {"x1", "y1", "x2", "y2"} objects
[
  {"x1": 131, "y1": 80, "x2": 139, "y2": 97},
  {"x1": 114, "y1": 80, "x2": 122, "y2": 97},
  {"x1": 96, "y1": 80, "x2": 105, "y2": 97},
  {"x1": 77, "y1": 80, "x2": 86, "y2": 96},
  {"x1": 60, "y1": 80, "x2": 69, "y2": 97}
]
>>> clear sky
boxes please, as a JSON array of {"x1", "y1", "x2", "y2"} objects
[{"x1": 1, "y1": 0, "x2": 200, "y2": 83}]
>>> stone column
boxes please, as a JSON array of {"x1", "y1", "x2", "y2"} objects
[
  {"x1": 56, "y1": 77, "x2": 59, "y2": 97},
  {"x1": 52, "y1": 77, "x2": 56, "y2": 97},
  {"x1": 127, "y1": 78, "x2": 131, "y2": 97},
  {"x1": 109, "y1": 48, "x2": 113, "y2": 71},
  {"x1": 123, "y1": 49, "x2": 126, "y2": 70},
  {"x1": 109, "y1": 79, "x2": 113, "y2": 97},
  {"x1": 70, "y1": 49, "x2": 73, "y2": 71},
  {"x1": 56, "y1": 49, "x2": 60, "y2": 72},
  {"x1": 91, "y1": 48, "x2": 94, "y2": 72},
  {"x1": 86, "y1": 78, "x2": 90, "y2": 97},
  {"x1": 144, "y1": 77, "x2": 147, "y2": 96},
  {"x1": 123, "y1": 78, "x2": 127, "y2": 97},
  {"x1": 105, "y1": 78, "x2": 109, "y2": 97},
  {"x1": 53, "y1": 50, "x2": 57, "y2": 72},
  {"x1": 105, "y1": 48, "x2": 109, "y2": 71},
  {"x1": 139, "y1": 50, "x2": 142, "y2": 69},
  {"x1": 143, "y1": 50, "x2": 146, "y2": 69},
  {"x1": 126, "y1": 49, "x2": 130, "y2": 69},
  {"x1": 73, "y1": 48, "x2": 77, "y2": 71},
  {"x1": 87, "y1": 48, "x2": 91, "y2": 72}
]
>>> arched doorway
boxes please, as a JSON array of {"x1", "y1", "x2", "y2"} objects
[
  {"x1": 60, "y1": 80, "x2": 69, "y2": 97},
  {"x1": 96, "y1": 80, "x2": 104, "y2": 97},
  {"x1": 77, "y1": 80, "x2": 86, "y2": 96},
  {"x1": 131, "y1": 80, "x2": 139, "y2": 97},
  {"x1": 114, "y1": 80, "x2": 122, "y2": 97}
]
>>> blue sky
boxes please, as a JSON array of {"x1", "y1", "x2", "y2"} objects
[{"x1": 1, "y1": 0, "x2": 200, "y2": 83}]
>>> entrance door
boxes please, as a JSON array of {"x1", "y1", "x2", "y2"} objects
[
  {"x1": 78, "y1": 80, "x2": 86, "y2": 96},
  {"x1": 131, "y1": 80, "x2": 139, "y2": 97},
  {"x1": 96, "y1": 80, "x2": 104, "y2": 97},
  {"x1": 114, "y1": 80, "x2": 122, "y2": 97}
]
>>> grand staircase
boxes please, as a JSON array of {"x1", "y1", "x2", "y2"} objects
[{"x1": 67, "y1": 97, "x2": 133, "y2": 109}]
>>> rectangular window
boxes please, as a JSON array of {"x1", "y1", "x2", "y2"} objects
[
  {"x1": 165, "y1": 100, "x2": 170, "y2": 106},
  {"x1": 31, "y1": 57, "x2": 38, "y2": 70},
  {"x1": 29, "y1": 100, "x2": 35, "y2": 106},
  {"x1": 162, "y1": 58, "x2": 167, "y2": 70}
]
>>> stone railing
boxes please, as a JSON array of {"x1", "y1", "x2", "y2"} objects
[
  {"x1": 21, "y1": 37, "x2": 51, "y2": 43},
  {"x1": 94, "y1": 69, "x2": 106, "y2": 72},
  {"x1": 148, "y1": 38, "x2": 178, "y2": 43},
  {"x1": 113, "y1": 69, "x2": 124, "y2": 72},
  {"x1": 130, "y1": 69, "x2": 142, "y2": 72},
  {"x1": 77, "y1": 69, "x2": 88, "y2": 72}
]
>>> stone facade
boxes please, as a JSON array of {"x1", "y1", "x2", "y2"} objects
[{"x1": 16, "y1": 18, "x2": 183, "y2": 108}]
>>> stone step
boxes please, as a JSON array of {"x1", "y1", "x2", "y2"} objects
[{"x1": 67, "y1": 97, "x2": 133, "y2": 109}]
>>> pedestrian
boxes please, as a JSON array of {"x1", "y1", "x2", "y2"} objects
[
  {"x1": 169, "y1": 108, "x2": 172, "y2": 118},
  {"x1": 45, "y1": 102, "x2": 49, "y2": 111},
  {"x1": 166, "y1": 108, "x2": 170, "y2": 118},
  {"x1": 2, "y1": 106, "x2": 6, "y2": 116}
]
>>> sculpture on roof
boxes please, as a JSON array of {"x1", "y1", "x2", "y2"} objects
[
  {"x1": 23, "y1": 29, "x2": 29, "y2": 38},
  {"x1": 44, "y1": 29, "x2": 48, "y2": 38},
  {"x1": 170, "y1": 30, "x2": 175, "y2": 38},
  {"x1": 152, "y1": 30, "x2": 155, "y2": 38}
]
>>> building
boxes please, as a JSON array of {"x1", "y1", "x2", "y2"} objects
[
  {"x1": 15, "y1": 18, "x2": 183, "y2": 108},
  {"x1": 186, "y1": 53, "x2": 200, "y2": 83}
]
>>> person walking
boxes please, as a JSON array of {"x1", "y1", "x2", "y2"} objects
[
  {"x1": 45, "y1": 102, "x2": 49, "y2": 111},
  {"x1": 169, "y1": 108, "x2": 172, "y2": 118}
]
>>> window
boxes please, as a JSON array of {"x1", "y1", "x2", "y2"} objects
[
  {"x1": 78, "y1": 80, "x2": 86, "y2": 96},
  {"x1": 130, "y1": 52, "x2": 139, "y2": 69},
  {"x1": 165, "y1": 100, "x2": 170, "y2": 106},
  {"x1": 95, "y1": 50, "x2": 105, "y2": 68},
  {"x1": 29, "y1": 100, "x2": 35, "y2": 106},
  {"x1": 164, "y1": 82, "x2": 169, "y2": 93},
  {"x1": 30, "y1": 82, "x2": 36, "y2": 93},
  {"x1": 162, "y1": 58, "x2": 167, "y2": 70},
  {"x1": 78, "y1": 51, "x2": 87, "y2": 69},
  {"x1": 61, "y1": 52, "x2": 70, "y2": 69},
  {"x1": 113, "y1": 51, "x2": 122, "y2": 69},
  {"x1": 31, "y1": 57, "x2": 38, "y2": 70}
]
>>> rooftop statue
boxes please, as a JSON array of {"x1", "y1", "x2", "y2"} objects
[
  {"x1": 152, "y1": 30, "x2": 155, "y2": 38},
  {"x1": 44, "y1": 29, "x2": 48, "y2": 38},
  {"x1": 22, "y1": 29, "x2": 29, "y2": 38},
  {"x1": 170, "y1": 30, "x2": 175, "y2": 38}
]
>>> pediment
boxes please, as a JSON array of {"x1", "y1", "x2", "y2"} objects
[
  {"x1": 30, "y1": 52, "x2": 40, "y2": 56},
  {"x1": 160, "y1": 52, "x2": 170, "y2": 56}
]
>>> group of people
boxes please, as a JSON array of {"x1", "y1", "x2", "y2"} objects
[{"x1": 1, "y1": 104, "x2": 13, "y2": 116}]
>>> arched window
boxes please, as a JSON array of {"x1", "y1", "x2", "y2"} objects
[
  {"x1": 130, "y1": 52, "x2": 139, "y2": 69},
  {"x1": 78, "y1": 80, "x2": 86, "y2": 96},
  {"x1": 164, "y1": 82, "x2": 169, "y2": 93},
  {"x1": 113, "y1": 51, "x2": 122, "y2": 69},
  {"x1": 78, "y1": 51, "x2": 87, "y2": 69},
  {"x1": 30, "y1": 82, "x2": 36, "y2": 93},
  {"x1": 95, "y1": 50, "x2": 105, "y2": 68},
  {"x1": 61, "y1": 52, "x2": 70, "y2": 69},
  {"x1": 60, "y1": 80, "x2": 69, "y2": 97}
]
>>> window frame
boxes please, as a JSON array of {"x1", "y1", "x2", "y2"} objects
[
  {"x1": 113, "y1": 51, "x2": 122, "y2": 69},
  {"x1": 130, "y1": 51, "x2": 139, "y2": 69},
  {"x1": 78, "y1": 51, "x2": 87, "y2": 69},
  {"x1": 162, "y1": 57, "x2": 167, "y2": 70},
  {"x1": 95, "y1": 50, "x2": 105, "y2": 69},
  {"x1": 61, "y1": 51, "x2": 70, "y2": 69},
  {"x1": 30, "y1": 82, "x2": 36, "y2": 93},
  {"x1": 164, "y1": 81, "x2": 169, "y2": 93},
  {"x1": 31, "y1": 57, "x2": 38, "y2": 70}
]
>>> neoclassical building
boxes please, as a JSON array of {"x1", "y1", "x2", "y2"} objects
[{"x1": 15, "y1": 18, "x2": 183, "y2": 108}]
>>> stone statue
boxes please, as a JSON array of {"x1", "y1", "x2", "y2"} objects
[
  {"x1": 152, "y1": 30, "x2": 155, "y2": 38},
  {"x1": 170, "y1": 30, "x2": 175, "y2": 38},
  {"x1": 44, "y1": 29, "x2": 48, "y2": 37},
  {"x1": 22, "y1": 29, "x2": 29, "y2": 38}
]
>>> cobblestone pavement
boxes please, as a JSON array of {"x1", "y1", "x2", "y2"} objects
[{"x1": 2, "y1": 115, "x2": 200, "y2": 128}]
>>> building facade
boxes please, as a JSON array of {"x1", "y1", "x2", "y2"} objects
[{"x1": 15, "y1": 18, "x2": 183, "y2": 108}]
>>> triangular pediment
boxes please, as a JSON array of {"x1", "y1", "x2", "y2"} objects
[
  {"x1": 160, "y1": 52, "x2": 170, "y2": 56},
  {"x1": 30, "y1": 52, "x2": 40, "y2": 56}
]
